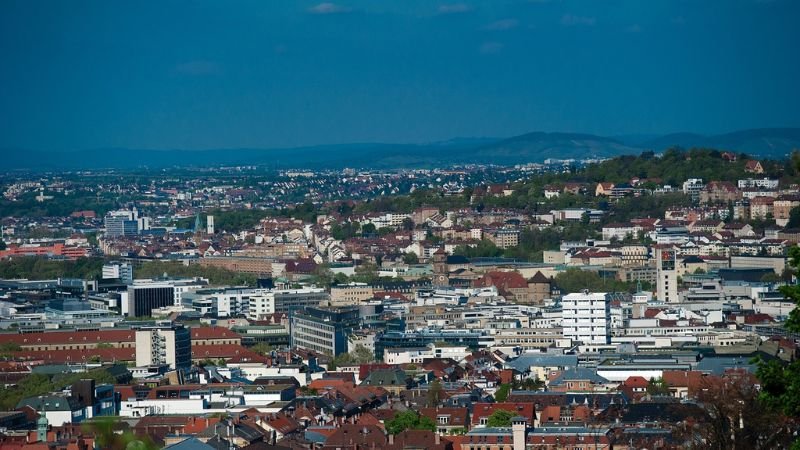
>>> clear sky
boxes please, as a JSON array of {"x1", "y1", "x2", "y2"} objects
[{"x1": 1, "y1": 0, "x2": 799, "y2": 150}]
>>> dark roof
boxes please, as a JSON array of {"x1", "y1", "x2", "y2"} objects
[
  {"x1": 549, "y1": 368, "x2": 609, "y2": 386},
  {"x1": 164, "y1": 438, "x2": 218, "y2": 450},
  {"x1": 528, "y1": 271, "x2": 551, "y2": 284},
  {"x1": 360, "y1": 368, "x2": 409, "y2": 387},
  {"x1": 718, "y1": 268, "x2": 774, "y2": 282},
  {"x1": 446, "y1": 255, "x2": 470, "y2": 265},
  {"x1": 681, "y1": 255, "x2": 705, "y2": 264},
  {"x1": 617, "y1": 402, "x2": 706, "y2": 424}
]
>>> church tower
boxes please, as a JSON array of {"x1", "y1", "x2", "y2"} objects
[{"x1": 432, "y1": 247, "x2": 449, "y2": 287}]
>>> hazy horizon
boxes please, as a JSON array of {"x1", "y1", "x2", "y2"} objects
[{"x1": 2, "y1": 0, "x2": 799, "y2": 151}]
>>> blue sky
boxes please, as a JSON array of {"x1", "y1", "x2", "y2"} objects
[{"x1": 1, "y1": 0, "x2": 798, "y2": 150}]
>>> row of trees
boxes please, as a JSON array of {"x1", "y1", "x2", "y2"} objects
[
  {"x1": 0, "y1": 256, "x2": 104, "y2": 280},
  {"x1": 134, "y1": 260, "x2": 257, "y2": 286},
  {"x1": 0, "y1": 368, "x2": 118, "y2": 411},
  {"x1": 0, "y1": 257, "x2": 256, "y2": 286}
]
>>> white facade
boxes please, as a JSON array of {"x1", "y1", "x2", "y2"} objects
[
  {"x1": 135, "y1": 325, "x2": 190, "y2": 370},
  {"x1": 738, "y1": 178, "x2": 779, "y2": 189},
  {"x1": 102, "y1": 262, "x2": 133, "y2": 284},
  {"x1": 561, "y1": 291, "x2": 611, "y2": 345},
  {"x1": 247, "y1": 288, "x2": 328, "y2": 321},
  {"x1": 655, "y1": 247, "x2": 679, "y2": 303},
  {"x1": 206, "y1": 215, "x2": 215, "y2": 234},
  {"x1": 226, "y1": 363, "x2": 309, "y2": 386}
]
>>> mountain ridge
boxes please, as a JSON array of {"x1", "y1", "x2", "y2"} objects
[{"x1": 3, "y1": 127, "x2": 798, "y2": 170}]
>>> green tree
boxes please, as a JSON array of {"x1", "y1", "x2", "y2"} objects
[
  {"x1": 486, "y1": 409, "x2": 516, "y2": 427},
  {"x1": 787, "y1": 207, "x2": 800, "y2": 229},
  {"x1": 84, "y1": 416, "x2": 159, "y2": 450},
  {"x1": 757, "y1": 245, "x2": 800, "y2": 426},
  {"x1": 361, "y1": 223, "x2": 377, "y2": 236},
  {"x1": 453, "y1": 239, "x2": 503, "y2": 258},
  {"x1": 331, "y1": 344, "x2": 375, "y2": 367},
  {"x1": 555, "y1": 268, "x2": 634, "y2": 293},
  {"x1": 494, "y1": 383, "x2": 512, "y2": 402},
  {"x1": 385, "y1": 411, "x2": 436, "y2": 434},
  {"x1": 646, "y1": 377, "x2": 671, "y2": 396},
  {"x1": 0, "y1": 342, "x2": 21, "y2": 353},
  {"x1": 511, "y1": 378, "x2": 544, "y2": 391},
  {"x1": 352, "y1": 262, "x2": 379, "y2": 284},
  {"x1": 250, "y1": 343, "x2": 274, "y2": 355},
  {"x1": 426, "y1": 379, "x2": 444, "y2": 406},
  {"x1": 402, "y1": 252, "x2": 419, "y2": 265}
]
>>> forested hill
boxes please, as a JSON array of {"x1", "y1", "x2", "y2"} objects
[{"x1": 347, "y1": 148, "x2": 795, "y2": 218}]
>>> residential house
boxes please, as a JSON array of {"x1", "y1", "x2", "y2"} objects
[
  {"x1": 595, "y1": 183, "x2": 614, "y2": 197},
  {"x1": 699, "y1": 181, "x2": 740, "y2": 204},
  {"x1": 419, "y1": 407, "x2": 470, "y2": 434},
  {"x1": 745, "y1": 160, "x2": 765, "y2": 174},
  {"x1": 749, "y1": 196, "x2": 775, "y2": 220},
  {"x1": 774, "y1": 194, "x2": 800, "y2": 226}
]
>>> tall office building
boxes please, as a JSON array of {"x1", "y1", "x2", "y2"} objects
[
  {"x1": 135, "y1": 323, "x2": 191, "y2": 370},
  {"x1": 291, "y1": 306, "x2": 360, "y2": 355},
  {"x1": 125, "y1": 284, "x2": 175, "y2": 317},
  {"x1": 562, "y1": 291, "x2": 611, "y2": 345},
  {"x1": 655, "y1": 246, "x2": 678, "y2": 303},
  {"x1": 104, "y1": 208, "x2": 140, "y2": 238}
]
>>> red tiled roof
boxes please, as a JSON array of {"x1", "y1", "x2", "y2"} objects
[
  {"x1": 12, "y1": 348, "x2": 136, "y2": 364},
  {"x1": 190, "y1": 326, "x2": 242, "y2": 341},
  {"x1": 192, "y1": 344, "x2": 268, "y2": 363},
  {"x1": 2, "y1": 330, "x2": 135, "y2": 346},
  {"x1": 470, "y1": 402, "x2": 535, "y2": 425},
  {"x1": 623, "y1": 376, "x2": 649, "y2": 388},
  {"x1": 662, "y1": 370, "x2": 705, "y2": 390},
  {"x1": 474, "y1": 271, "x2": 528, "y2": 290}
]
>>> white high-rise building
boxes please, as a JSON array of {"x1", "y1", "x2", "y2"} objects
[
  {"x1": 102, "y1": 262, "x2": 133, "y2": 284},
  {"x1": 562, "y1": 291, "x2": 611, "y2": 345},
  {"x1": 135, "y1": 323, "x2": 191, "y2": 370},
  {"x1": 655, "y1": 246, "x2": 678, "y2": 303},
  {"x1": 206, "y1": 215, "x2": 215, "y2": 234}
]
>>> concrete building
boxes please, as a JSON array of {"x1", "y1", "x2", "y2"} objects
[
  {"x1": 206, "y1": 215, "x2": 215, "y2": 234},
  {"x1": 290, "y1": 306, "x2": 360, "y2": 355},
  {"x1": 655, "y1": 247, "x2": 679, "y2": 303},
  {"x1": 330, "y1": 282, "x2": 374, "y2": 306},
  {"x1": 135, "y1": 323, "x2": 192, "y2": 370},
  {"x1": 125, "y1": 284, "x2": 175, "y2": 317},
  {"x1": 184, "y1": 288, "x2": 260, "y2": 317},
  {"x1": 562, "y1": 291, "x2": 611, "y2": 345},
  {"x1": 247, "y1": 288, "x2": 328, "y2": 321},
  {"x1": 102, "y1": 262, "x2": 133, "y2": 284}
]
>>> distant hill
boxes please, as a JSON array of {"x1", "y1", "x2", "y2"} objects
[
  {"x1": 642, "y1": 128, "x2": 800, "y2": 158},
  {"x1": 467, "y1": 132, "x2": 641, "y2": 163},
  {"x1": 3, "y1": 127, "x2": 798, "y2": 170}
]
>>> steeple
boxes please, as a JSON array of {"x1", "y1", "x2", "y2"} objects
[{"x1": 36, "y1": 413, "x2": 48, "y2": 442}]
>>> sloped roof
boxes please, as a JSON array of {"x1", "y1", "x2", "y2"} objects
[
  {"x1": 549, "y1": 368, "x2": 609, "y2": 386},
  {"x1": 164, "y1": 437, "x2": 218, "y2": 450},
  {"x1": 528, "y1": 271, "x2": 550, "y2": 284}
]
